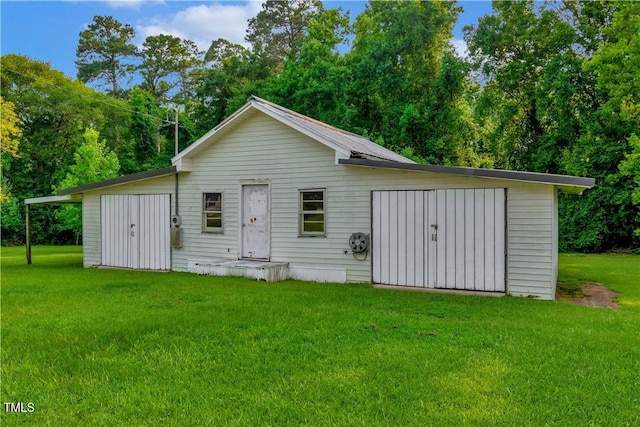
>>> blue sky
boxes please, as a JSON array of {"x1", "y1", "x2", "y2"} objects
[{"x1": 1, "y1": 1, "x2": 493, "y2": 80}]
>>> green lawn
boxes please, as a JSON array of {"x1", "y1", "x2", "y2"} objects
[{"x1": 1, "y1": 246, "x2": 639, "y2": 426}]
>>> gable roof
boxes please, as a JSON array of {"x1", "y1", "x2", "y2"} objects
[
  {"x1": 173, "y1": 96, "x2": 413, "y2": 166},
  {"x1": 28, "y1": 97, "x2": 593, "y2": 206}
]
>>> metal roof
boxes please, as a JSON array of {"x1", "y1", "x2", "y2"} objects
[
  {"x1": 173, "y1": 96, "x2": 413, "y2": 164},
  {"x1": 339, "y1": 158, "x2": 595, "y2": 193},
  {"x1": 24, "y1": 194, "x2": 81, "y2": 205},
  {"x1": 56, "y1": 166, "x2": 177, "y2": 196},
  {"x1": 31, "y1": 98, "x2": 594, "y2": 204},
  {"x1": 248, "y1": 96, "x2": 413, "y2": 163}
]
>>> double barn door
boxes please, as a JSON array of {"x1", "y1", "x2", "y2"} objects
[
  {"x1": 101, "y1": 194, "x2": 170, "y2": 270},
  {"x1": 372, "y1": 189, "x2": 505, "y2": 292}
]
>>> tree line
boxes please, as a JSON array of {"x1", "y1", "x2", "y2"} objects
[{"x1": 1, "y1": 0, "x2": 638, "y2": 251}]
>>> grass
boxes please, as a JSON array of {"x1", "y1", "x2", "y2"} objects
[{"x1": 1, "y1": 246, "x2": 639, "y2": 426}]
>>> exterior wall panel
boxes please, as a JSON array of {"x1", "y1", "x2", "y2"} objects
[
  {"x1": 80, "y1": 111, "x2": 559, "y2": 299},
  {"x1": 372, "y1": 189, "x2": 506, "y2": 293},
  {"x1": 507, "y1": 185, "x2": 555, "y2": 299},
  {"x1": 82, "y1": 176, "x2": 174, "y2": 268}
]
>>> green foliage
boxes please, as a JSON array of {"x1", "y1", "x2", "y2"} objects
[
  {"x1": 56, "y1": 128, "x2": 120, "y2": 190},
  {"x1": 4, "y1": 2, "x2": 639, "y2": 250},
  {"x1": 246, "y1": 0, "x2": 324, "y2": 72},
  {"x1": 138, "y1": 34, "x2": 201, "y2": 104},
  {"x1": 466, "y1": 1, "x2": 638, "y2": 250},
  {"x1": 263, "y1": 8, "x2": 351, "y2": 126},
  {"x1": 620, "y1": 135, "x2": 640, "y2": 207},
  {"x1": 190, "y1": 39, "x2": 253, "y2": 136},
  {"x1": 1, "y1": 54, "x2": 132, "y2": 244},
  {"x1": 0, "y1": 96, "x2": 21, "y2": 161},
  {"x1": 54, "y1": 128, "x2": 120, "y2": 243},
  {"x1": 345, "y1": 1, "x2": 477, "y2": 165},
  {"x1": 559, "y1": 1, "x2": 640, "y2": 250},
  {"x1": 128, "y1": 87, "x2": 161, "y2": 169},
  {"x1": 75, "y1": 15, "x2": 138, "y2": 95},
  {"x1": 465, "y1": 0, "x2": 579, "y2": 171},
  {"x1": 0, "y1": 188, "x2": 24, "y2": 244}
]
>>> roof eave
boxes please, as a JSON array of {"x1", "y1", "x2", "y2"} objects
[
  {"x1": 25, "y1": 194, "x2": 81, "y2": 205},
  {"x1": 57, "y1": 166, "x2": 177, "y2": 196},
  {"x1": 338, "y1": 158, "x2": 595, "y2": 192}
]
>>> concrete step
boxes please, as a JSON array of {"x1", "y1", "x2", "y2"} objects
[{"x1": 187, "y1": 258, "x2": 289, "y2": 282}]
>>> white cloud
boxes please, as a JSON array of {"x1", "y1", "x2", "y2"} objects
[
  {"x1": 135, "y1": 2, "x2": 263, "y2": 52},
  {"x1": 106, "y1": 0, "x2": 164, "y2": 10},
  {"x1": 451, "y1": 38, "x2": 469, "y2": 59}
]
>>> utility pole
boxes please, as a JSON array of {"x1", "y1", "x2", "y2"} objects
[{"x1": 175, "y1": 108, "x2": 179, "y2": 156}]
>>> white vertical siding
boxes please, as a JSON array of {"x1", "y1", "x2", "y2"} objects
[
  {"x1": 494, "y1": 189, "x2": 506, "y2": 292},
  {"x1": 100, "y1": 194, "x2": 131, "y2": 268},
  {"x1": 99, "y1": 194, "x2": 170, "y2": 270},
  {"x1": 454, "y1": 190, "x2": 466, "y2": 288},
  {"x1": 414, "y1": 191, "x2": 425, "y2": 288},
  {"x1": 474, "y1": 189, "x2": 486, "y2": 291},
  {"x1": 137, "y1": 194, "x2": 171, "y2": 270},
  {"x1": 552, "y1": 188, "x2": 559, "y2": 292},
  {"x1": 371, "y1": 189, "x2": 505, "y2": 292},
  {"x1": 82, "y1": 176, "x2": 174, "y2": 268},
  {"x1": 83, "y1": 193, "x2": 100, "y2": 267}
]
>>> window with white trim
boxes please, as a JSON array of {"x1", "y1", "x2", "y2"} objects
[
  {"x1": 299, "y1": 189, "x2": 326, "y2": 236},
  {"x1": 203, "y1": 192, "x2": 223, "y2": 232}
]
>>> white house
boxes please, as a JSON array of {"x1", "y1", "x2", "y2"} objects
[{"x1": 26, "y1": 96, "x2": 595, "y2": 300}]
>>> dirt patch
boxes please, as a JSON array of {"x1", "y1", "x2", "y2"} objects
[{"x1": 556, "y1": 283, "x2": 619, "y2": 308}]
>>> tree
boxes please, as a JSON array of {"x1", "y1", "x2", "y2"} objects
[
  {"x1": 76, "y1": 15, "x2": 138, "y2": 95},
  {"x1": 129, "y1": 87, "x2": 162, "y2": 164},
  {"x1": 55, "y1": 128, "x2": 120, "y2": 243},
  {"x1": 246, "y1": 0, "x2": 324, "y2": 72},
  {"x1": 465, "y1": 1, "x2": 638, "y2": 250},
  {"x1": 0, "y1": 96, "x2": 21, "y2": 160},
  {"x1": 0, "y1": 96, "x2": 22, "y2": 202},
  {"x1": 138, "y1": 34, "x2": 202, "y2": 104},
  {"x1": 345, "y1": 1, "x2": 477, "y2": 165},
  {"x1": 204, "y1": 38, "x2": 248, "y2": 66},
  {"x1": 1, "y1": 54, "x2": 132, "y2": 244},
  {"x1": 619, "y1": 135, "x2": 640, "y2": 237},
  {"x1": 464, "y1": 0, "x2": 580, "y2": 171},
  {"x1": 191, "y1": 38, "x2": 257, "y2": 135},
  {"x1": 560, "y1": 1, "x2": 640, "y2": 249},
  {"x1": 263, "y1": 8, "x2": 351, "y2": 125}
]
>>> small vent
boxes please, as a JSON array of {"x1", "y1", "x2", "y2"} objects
[{"x1": 171, "y1": 228, "x2": 183, "y2": 248}]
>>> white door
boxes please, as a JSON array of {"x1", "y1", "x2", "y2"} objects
[
  {"x1": 101, "y1": 194, "x2": 131, "y2": 269},
  {"x1": 101, "y1": 194, "x2": 170, "y2": 270},
  {"x1": 372, "y1": 189, "x2": 505, "y2": 292},
  {"x1": 137, "y1": 194, "x2": 170, "y2": 270},
  {"x1": 241, "y1": 184, "x2": 269, "y2": 259}
]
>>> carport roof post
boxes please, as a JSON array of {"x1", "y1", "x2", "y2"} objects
[{"x1": 23, "y1": 194, "x2": 83, "y2": 265}]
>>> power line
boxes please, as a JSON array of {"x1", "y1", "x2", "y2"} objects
[{"x1": 2, "y1": 67, "x2": 175, "y2": 125}]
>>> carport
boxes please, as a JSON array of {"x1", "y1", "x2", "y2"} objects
[{"x1": 23, "y1": 194, "x2": 83, "y2": 264}]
